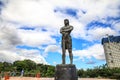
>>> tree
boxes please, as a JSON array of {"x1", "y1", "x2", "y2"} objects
[
  {"x1": 3, "y1": 62, "x2": 13, "y2": 71},
  {"x1": 23, "y1": 59, "x2": 36, "y2": 71},
  {"x1": 13, "y1": 60, "x2": 26, "y2": 71},
  {"x1": 0, "y1": 62, "x2": 4, "y2": 71},
  {"x1": 45, "y1": 65, "x2": 55, "y2": 77},
  {"x1": 77, "y1": 69, "x2": 85, "y2": 77}
]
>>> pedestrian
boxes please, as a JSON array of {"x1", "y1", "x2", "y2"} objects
[{"x1": 20, "y1": 69, "x2": 24, "y2": 77}]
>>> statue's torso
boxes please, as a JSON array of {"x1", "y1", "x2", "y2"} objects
[{"x1": 61, "y1": 25, "x2": 72, "y2": 41}]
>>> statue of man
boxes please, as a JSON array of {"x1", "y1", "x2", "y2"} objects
[{"x1": 60, "y1": 19, "x2": 73, "y2": 64}]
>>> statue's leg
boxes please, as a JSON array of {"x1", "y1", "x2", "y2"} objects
[
  {"x1": 62, "y1": 49, "x2": 66, "y2": 64},
  {"x1": 62, "y1": 40, "x2": 66, "y2": 64},
  {"x1": 68, "y1": 49, "x2": 73, "y2": 64}
]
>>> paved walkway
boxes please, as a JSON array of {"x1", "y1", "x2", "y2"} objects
[{"x1": 1, "y1": 77, "x2": 115, "y2": 80}]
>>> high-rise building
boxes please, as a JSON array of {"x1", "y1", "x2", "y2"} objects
[{"x1": 102, "y1": 35, "x2": 120, "y2": 68}]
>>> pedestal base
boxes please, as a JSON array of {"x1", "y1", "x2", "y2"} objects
[{"x1": 55, "y1": 64, "x2": 78, "y2": 80}]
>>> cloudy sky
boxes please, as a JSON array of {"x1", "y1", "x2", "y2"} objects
[{"x1": 0, "y1": 0, "x2": 120, "y2": 69}]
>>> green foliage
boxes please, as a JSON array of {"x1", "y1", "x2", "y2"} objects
[
  {"x1": 0, "y1": 59, "x2": 55, "y2": 77},
  {"x1": 13, "y1": 60, "x2": 27, "y2": 71},
  {"x1": 0, "y1": 62, "x2": 4, "y2": 71},
  {"x1": 2, "y1": 62, "x2": 13, "y2": 71},
  {"x1": 23, "y1": 59, "x2": 36, "y2": 71},
  {"x1": 1, "y1": 60, "x2": 120, "y2": 79},
  {"x1": 45, "y1": 65, "x2": 55, "y2": 77},
  {"x1": 77, "y1": 64, "x2": 120, "y2": 79},
  {"x1": 77, "y1": 69, "x2": 85, "y2": 77}
]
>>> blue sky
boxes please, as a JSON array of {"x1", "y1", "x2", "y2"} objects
[{"x1": 0, "y1": 0, "x2": 120, "y2": 69}]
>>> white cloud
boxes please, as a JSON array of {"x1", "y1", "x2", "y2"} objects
[
  {"x1": 53, "y1": 61, "x2": 57, "y2": 65},
  {"x1": 86, "y1": 27, "x2": 117, "y2": 41},
  {"x1": 112, "y1": 21, "x2": 120, "y2": 32},
  {"x1": 45, "y1": 45, "x2": 60, "y2": 53},
  {"x1": 0, "y1": 23, "x2": 22, "y2": 49},
  {"x1": 0, "y1": 50, "x2": 22, "y2": 63},
  {"x1": 1, "y1": 0, "x2": 120, "y2": 41},
  {"x1": 0, "y1": 49, "x2": 47, "y2": 64},
  {"x1": 18, "y1": 49, "x2": 47, "y2": 64},
  {"x1": 86, "y1": 60, "x2": 96, "y2": 64},
  {"x1": 0, "y1": 15, "x2": 57, "y2": 64},
  {"x1": 1, "y1": 0, "x2": 63, "y2": 27},
  {"x1": 77, "y1": 0, "x2": 120, "y2": 23},
  {"x1": 71, "y1": 20, "x2": 86, "y2": 39},
  {"x1": 43, "y1": 44, "x2": 61, "y2": 57},
  {"x1": 18, "y1": 29, "x2": 56, "y2": 46},
  {"x1": 0, "y1": 23, "x2": 47, "y2": 64},
  {"x1": 73, "y1": 44, "x2": 105, "y2": 60}
]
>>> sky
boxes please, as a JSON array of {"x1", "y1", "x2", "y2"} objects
[{"x1": 0, "y1": 0, "x2": 120, "y2": 69}]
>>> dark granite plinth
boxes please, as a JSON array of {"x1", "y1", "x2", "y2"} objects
[{"x1": 55, "y1": 64, "x2": 78, "y2": 80}]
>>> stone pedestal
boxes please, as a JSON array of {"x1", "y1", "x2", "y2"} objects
[{"x1": 55, "y1": 64, "x2": 78, "y2": 80}]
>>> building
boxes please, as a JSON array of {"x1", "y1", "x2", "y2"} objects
[{"x1": 102, "y1": 35, "x2": 120, "y2": 68}]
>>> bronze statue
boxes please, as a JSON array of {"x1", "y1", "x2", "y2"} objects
[{"x1": 60, "y1": 19, "x2": 73, "y2": 64}]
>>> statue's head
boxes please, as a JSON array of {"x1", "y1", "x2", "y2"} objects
[{"x1": 64, "y1": 19, "x2": 69, "y2": 26}]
